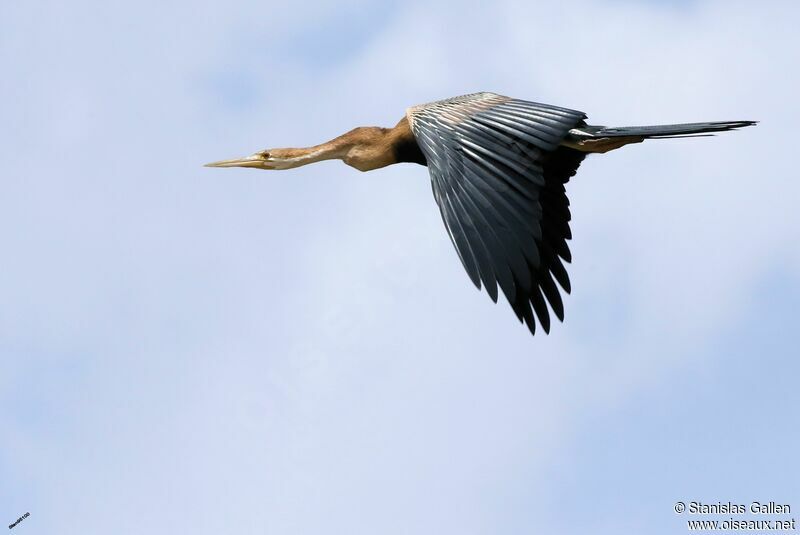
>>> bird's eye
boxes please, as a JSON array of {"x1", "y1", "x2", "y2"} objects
[{"x1": 260, "y1": 151, "x2": 271, "y2": 159}]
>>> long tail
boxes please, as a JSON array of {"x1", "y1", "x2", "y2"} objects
[
  {"x1": 564, "y1": 120, "x2": 756, "y2": 153},
  {"x1": 584, "y1": 120, "x2": 757, "y2": 139}
]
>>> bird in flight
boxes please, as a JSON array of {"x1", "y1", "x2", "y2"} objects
[{"x1": 206, "y1": 92, "x2": 755, "y2": 335}]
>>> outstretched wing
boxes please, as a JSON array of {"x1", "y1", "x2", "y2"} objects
[{"x1": 407, "y1": 92, "x2": 587, "y2": 335}]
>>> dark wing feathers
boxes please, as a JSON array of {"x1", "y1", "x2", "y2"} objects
[{"x1": 408, "y1": 92, "x2": 587, "y2": 334}]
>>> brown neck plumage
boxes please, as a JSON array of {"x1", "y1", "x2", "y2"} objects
[{"x1": 271, "y1": 117, "x2": 426, "y2": 172}]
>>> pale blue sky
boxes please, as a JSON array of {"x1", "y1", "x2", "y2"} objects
[{"x1": 1, "y1": 1, "x2": 798, "y2": 534}]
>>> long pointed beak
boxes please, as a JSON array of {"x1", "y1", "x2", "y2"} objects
[{"x1": 204, "y1": 154, "x2": 265, "y2": 168}]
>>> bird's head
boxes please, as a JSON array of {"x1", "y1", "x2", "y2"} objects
[{"x1": 204, "y1": 148, "x2": 300, "y2": 170}]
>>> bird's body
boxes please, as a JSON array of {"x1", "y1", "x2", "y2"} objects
[{"x1": 207, "y1": 92, "x2": 755, "y2": 334}]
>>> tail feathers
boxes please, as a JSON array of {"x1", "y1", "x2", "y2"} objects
[{"x1": 592, "y1": 120, "x2": 757, "y2": 139}]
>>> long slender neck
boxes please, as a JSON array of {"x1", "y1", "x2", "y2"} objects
[{"x1": 272, "y1": 117, "x2": 425, "y2": 172}]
